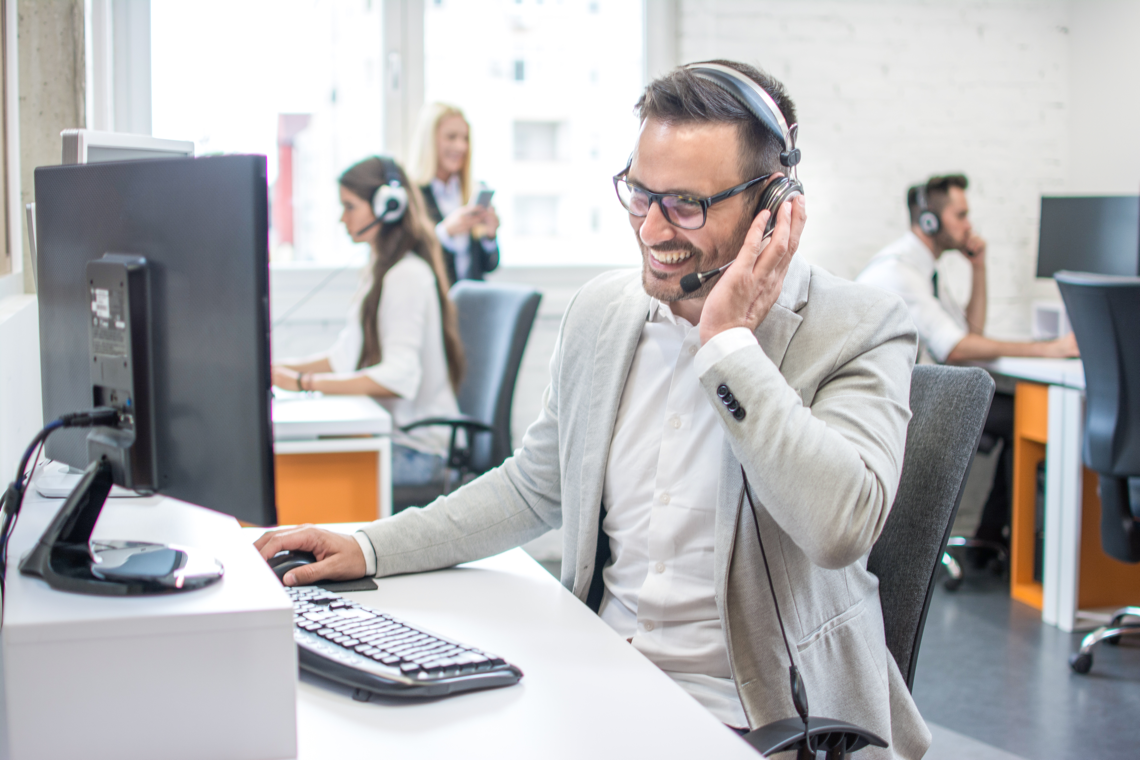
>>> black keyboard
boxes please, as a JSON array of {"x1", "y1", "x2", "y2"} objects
[{"x1": 287, "y1": 586, "x2": 523, "y2": 700}]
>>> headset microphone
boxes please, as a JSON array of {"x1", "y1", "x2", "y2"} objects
[
  {"x1": 355, "y1": 197, "x2": 401, "y2": 236},
  {"x1": 680, "y1": 261, "x2": 732, "y2": 294},
  {"x1": 678, "y1": 206, "x2": 790, "y2": 294},
  {"x1": 355, "y1": 218, "x2": 381, "y2": 236}
]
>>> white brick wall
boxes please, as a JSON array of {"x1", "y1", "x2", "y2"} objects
[{"x1": 679, "y1": 0, "x2": 1075, "y2": 338}]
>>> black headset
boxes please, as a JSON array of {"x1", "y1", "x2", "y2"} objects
[
  {"x1": 685, "y1": 63, "x2": 804, "y2": 235},
  {"x1": 913, "y1": 184, "x2": 941, "y2": 236},
  {"x1": 678, "y1": 64, "x2": 806, "y2": 294}
]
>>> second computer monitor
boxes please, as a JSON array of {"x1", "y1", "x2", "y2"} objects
[{"x1": 1037, "y1": 195, "x2": 1140, "y2": 278}]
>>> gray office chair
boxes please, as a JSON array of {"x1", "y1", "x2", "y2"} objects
[
  {"x1": 1055, "y1": 272, "x2": 1140, "y2": 674},
  {"x1": 868, "y1": 364, "x2": 995, "y2": 689},
  {"x1": 395, "y1": 281, "x2": 541, "y2": 512},
  {"x1": 745, "y1": 366, "x2": 993, "y2": 757}
]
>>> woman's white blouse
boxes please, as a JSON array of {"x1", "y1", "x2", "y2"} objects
[{"x1": 326, "y1": 253, "x2": 459, "y2": 456}]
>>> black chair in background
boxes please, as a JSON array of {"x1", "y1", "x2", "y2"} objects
[
  {"x1": 1055, "y1": 271, "x2": 1140, "y2": 674},
  {"x1": 745, "y1": 366, "x2": 993, "y2": 757},
  {"x1": 395, "y1": 280, "x2": 541, "y2": 512}
]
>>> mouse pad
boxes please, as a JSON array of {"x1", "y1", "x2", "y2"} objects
[{"x1": 310, "y1": 578, "x2": 379, "y2": 592}]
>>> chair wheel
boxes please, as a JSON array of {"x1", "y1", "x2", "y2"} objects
[
  {"x1": 987, "y1": 557, "x2": 1006, "y2": 576},
  {"x1": 943, "y1": 576, "x2": 962, "y2": 591},
  {"x1": 1069, "y1": 652, "x2": 1093, "y2": 674}
]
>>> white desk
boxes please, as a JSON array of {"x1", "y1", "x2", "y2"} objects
[
  {"x1": 979, "y1": 358, "x2": 1089, "y2": 630},
  {"x1": 2, "y1": 491, "x2": 297, "y2": 760},
  {"x1": 272, "y1": 394, "x2": 394, "y2": 522},
  {"x1": 244, "y1": 525, "x2": 761, "y2": 760}
]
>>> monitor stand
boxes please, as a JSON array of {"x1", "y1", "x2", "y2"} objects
[{"x1": 19, "y1": 458, "x2": 224, "y2": 596}]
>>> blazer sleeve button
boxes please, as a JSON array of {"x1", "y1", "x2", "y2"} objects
[
  {"x1": 733, "y1": 408, "x2": 746, "y2": 421},
  {"x1": 717, "y1": 384, "x2": 729, "y2": 399},
  {"x1": 727, "y1": 399, "x2": 739, "y2": 412},
  {"x1": 722, "y1": 393, "x2": 735, "y2": 405}
]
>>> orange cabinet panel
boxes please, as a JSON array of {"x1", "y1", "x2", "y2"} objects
[{"x1": 274, "y1": 452, "x2": 379, "y2": 526}]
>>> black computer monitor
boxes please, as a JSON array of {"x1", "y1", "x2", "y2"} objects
[
  {"x1": 1036, "y1": 195, "x2": 1140, "y2": 278},
  {"x1": 26, "y1": 155, "x2": 275, "y2": 595}
]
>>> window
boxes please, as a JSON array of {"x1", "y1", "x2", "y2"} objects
[
  {"x1": 425, "y1": 0, "x2": 644, "y2": 267},
  {"x1": 151, "y1": 0, "x2": 384, "y2": 265},
  {"x1": 513, "y1": 121, "x2": 561, "y2": 162},
  {"x1": 515, "y1": 195, "x2": 559, "y2": 236}
]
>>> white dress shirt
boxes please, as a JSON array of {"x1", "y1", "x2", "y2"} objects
[
  {"x1": 598, "y1": 299, "x2": 757, "y2": 728},
  {"x1": 326, "y1": 252, "x2": 459, "y2": 455},
  {"x1": 857, "y1": 232, "x2": 968, "y2": 363},
  {"x1": 356, "y1": 296, "x2": 759, "y2": 727},
  {"x1": 430, "y1": 175, "x2": 495, "y2": 280}
]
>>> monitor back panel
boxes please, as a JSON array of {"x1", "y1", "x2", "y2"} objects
[{"x1": 35, "y1": 155, "x2": 275, "y2": 525}]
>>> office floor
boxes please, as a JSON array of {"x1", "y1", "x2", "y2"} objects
[
  {"x1": 913, "y1": 570, "x2": 1140, "y2": 759},
  {"x1": 531, "y1": 559, "x2": 1139, "y2": 758}
]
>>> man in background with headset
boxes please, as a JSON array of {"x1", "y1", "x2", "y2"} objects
[
  {"x1": 858, "y1": 176, "x2": 1078, "y2": 562},
  {"x1": 259, "y1": 60, "x2": 929, "y2": 758}
]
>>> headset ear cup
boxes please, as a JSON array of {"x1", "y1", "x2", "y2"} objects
[
  {"x1": 757, "y1": 177, "x2": 804, "y2": 235},
  {"x1": 373, "y1": 183, "x2": 408, "y2": 224},
  {"x1": 918, "y1": 210, "x2": 940, "y2": 235}
]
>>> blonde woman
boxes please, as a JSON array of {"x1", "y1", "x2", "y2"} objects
[
  {"x1": 272, "y1": 156, "x2": 464, "y2": 487},
  {"x1": 410, "y1": 102, "x2": 500, "y2": 284}
]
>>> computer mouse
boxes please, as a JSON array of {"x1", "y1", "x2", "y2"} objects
[{"x1": 267, "y1": 549, "x2": 317, "y2": 583}]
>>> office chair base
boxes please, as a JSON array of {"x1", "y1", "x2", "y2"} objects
[
  {"x1": 942, "y1": 537, "x2": 1008, "y2": 590},
  {"x1": 743, "y1": 716, "x2": 887, "y2": 758},
  {"x1": 1069, "y1": 608, "x2": 1140, "y2": 674}
]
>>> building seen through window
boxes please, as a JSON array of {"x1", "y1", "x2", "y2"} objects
[
  {"x1": 152, "y1": 0, "x2": 384, "y2": 265},
  {"x1": 425, "y1": 0, "x2": 643, "y2": 267},
  {"x1": 153, "y1": 0, "x2": 643, "y2": 268}
]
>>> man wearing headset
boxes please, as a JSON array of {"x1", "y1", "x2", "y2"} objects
[
  {"x1": 258, "y1": 61, "x2": 928, "y2": 759},
  {"x1": 858, "y1": 176, "x2": 1078, "y2": 560}
]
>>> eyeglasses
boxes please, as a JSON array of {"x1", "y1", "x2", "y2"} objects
[{"x1": 612, "y1": 162, "x2": 772, "y2": 230}]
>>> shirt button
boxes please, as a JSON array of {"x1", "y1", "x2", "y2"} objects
[
  {"x1": 688, "y1": 345, "x2": 698, "y2": 356},
  {"x1": 670, "y1": 415, "x2": 681, "y2": 429},
  {"x1": 643, "y1": 621, "x2": 656, "y2": 632},
  {"x1": 655, "y1": 562, "x2": 666, "y2": 574},
  {"x1": 659, "y1": 492, "x2": 670, "y2": 505}
]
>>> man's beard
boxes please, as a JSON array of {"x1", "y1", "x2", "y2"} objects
[
  {"x1": 638, "y1": 214, "x2": 753, "y2": 303},
  {"x1": 934, "y1": 227, "x2": 967, "y2": 252}
]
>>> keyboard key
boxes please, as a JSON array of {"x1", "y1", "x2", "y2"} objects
[{"x1": 399, "y1": 662, "x2": 422, "y2": 674}]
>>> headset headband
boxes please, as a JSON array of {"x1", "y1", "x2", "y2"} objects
[{"x1": 685, "y1": 63, "x2": 800, "y2": 172}]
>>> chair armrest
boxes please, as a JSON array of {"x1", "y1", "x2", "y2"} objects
[{"x1": 400, "y1": 415, "x2": 494, "y2": 435}]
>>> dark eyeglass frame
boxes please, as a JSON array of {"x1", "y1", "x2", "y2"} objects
[{"x1": 612, "y1": 162, "x2": 773, "y2": 230}]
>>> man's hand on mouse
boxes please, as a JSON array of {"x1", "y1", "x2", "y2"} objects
[{"x1": 254, "y1": 524, "x2": 367, "y2": 586}]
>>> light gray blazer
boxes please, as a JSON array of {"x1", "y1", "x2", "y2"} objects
[{"x1": 360, "y1": 255, "x2": 930, "y2": 759}]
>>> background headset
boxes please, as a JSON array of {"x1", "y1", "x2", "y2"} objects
[
  {"x1": 680, "y1": 63, "x2": 806, "y2": 293},
  {"x1": 356, "y1": 156, "x2": 409, "y2": 236},
  {"x1": 913, "y1": 183, "x2": 941, "y2": 236}
]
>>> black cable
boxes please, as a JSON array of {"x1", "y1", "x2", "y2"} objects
[
  {"x1": 741, "y1": 466, "x2": 812, "y2": 754},
  {"x1": 0, "y1": 408, "x2": 120, "y2": 590}
]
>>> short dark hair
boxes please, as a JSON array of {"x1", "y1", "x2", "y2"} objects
[
  {"x1": 635, "y1": 60, "x2": 797, "y2": 191},
  {"x1": 907, "y1": 174, "x2": 968, "y2": 226}
]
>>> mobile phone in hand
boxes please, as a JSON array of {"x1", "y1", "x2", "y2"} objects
[{"x1": 475, "y1": 188, "x2": 495, "y2": 208}]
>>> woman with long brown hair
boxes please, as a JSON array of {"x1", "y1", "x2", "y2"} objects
[{"x1": 272, "y1": 156, "x2": 464, "y2": 486}]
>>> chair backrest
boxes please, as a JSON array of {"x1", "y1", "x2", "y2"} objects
[
  {"x1": 1056, "y1": 271, "x2": 1140, "y2": 562},
  {"x1": 450, "y1": 280, "x2": 542, "y2": 472},
  {"x1": 867, "y1": 364, "x2": 994, "y2": 691}
]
